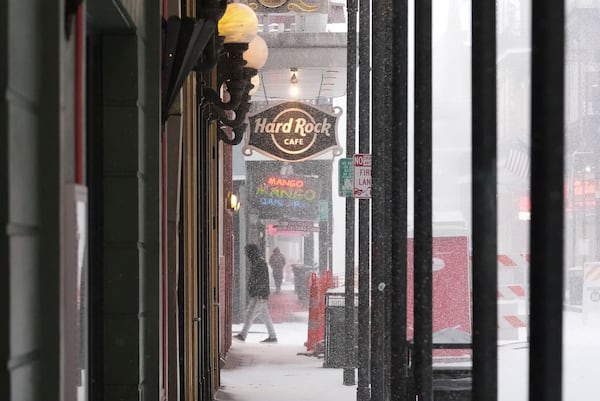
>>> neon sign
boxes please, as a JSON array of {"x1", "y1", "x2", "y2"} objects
[
  {"x1": 253, "y1": 174, "x2": 320, "y2": 219},
  {"x1": 266, "y1": 176, "x2": 305, "y2": 188}
]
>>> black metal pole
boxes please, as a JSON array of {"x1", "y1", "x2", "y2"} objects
[
  {"x1": 371, "y1": 0, "x2": 393, "y2": 396},
  {"x1": 320, "y1": 163, "x2": 333, "y2": 273},
  {"x1": 343, "y1": 0, "x2": 357, "y2": 386},
  {"x1": 414, "y1": 0, "x2": 432, "y2": 399},
  {"x1": 358, "y1": 188, "x2": 371, "y2": 401},
  {"x1": 357, "y1": 0, "x2": 371, "y2": 398},
  {"x1": 529, "y1": 1, "x2": 564, "y2": 401},
  {"x1": 389, "y1": 0, "x2": 409, "y2": 399},
  {"x1": 472, "y1": 1, "x2": 498, "y2": 400}
]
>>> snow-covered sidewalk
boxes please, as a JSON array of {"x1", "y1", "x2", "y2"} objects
[
  {"x1": 217, "y1": 312, "x2": 600, "y2": 401},
  {"x1": 217, "y1": 321, "x2": 357, "y2": 401}
]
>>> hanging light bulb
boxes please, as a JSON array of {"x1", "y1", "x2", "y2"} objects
[
  {"x1": 289, "y1": 67, "x2": 299, "y2": 98},
  {"x1": 290, "y1": 67, "x2": 298, "y2": 84}
]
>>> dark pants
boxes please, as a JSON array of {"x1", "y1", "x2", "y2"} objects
[{"x1": 272, "y1": 268, "x2": 283, "y2": 290}]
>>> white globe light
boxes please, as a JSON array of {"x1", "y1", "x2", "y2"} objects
[{"x1": 244, "y1": 35, "x2": 269, "y2": 70}]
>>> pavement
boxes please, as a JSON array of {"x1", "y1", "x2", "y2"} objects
[
  {"x1": 216, "y1": 283, "x2": 359, "y2": 401},
  {"x1": 266, "y1": 288, "x2": 307, "y2": 323},
  {"x1": 216, "y1": 321, "x2": 359, "y2": 401}
]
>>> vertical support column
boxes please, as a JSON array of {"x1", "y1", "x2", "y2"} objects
[
  {"x1": 371, "y1": 0, "x2": 396, "y2": 398},
  {"x1": 207, "y1": 96, "x2": 220, "y2": 398},
  {"x1": 40, "y1": 1, "x2": 64, "y2": 399},
  {"x1": 181, "y1": 4, "x2": 199, "y2": 400},
  {"x1": 529, "y1": 2, "x2": 564, "y2": 401},
  {"x1": 183, "y1": 75, "x2": 199, "y2": 401},
  {"x1": 0, "y1": 1, "x2": 8, "y2": 391},
  {"x1": 413, "y1": 0, "x2": 433, "y2": 399},
  {"x1": 87, "y1": 35, "x2": 105, "y2": 401},
  {"x1": 0, "y1": 1, "x2": 63, "y2": 399},
  {"x1": 472, "y1": 1, "x2": 498, "y2": 400},
  {"x1": 141, "y1": 3, "x2": 162, "y2": 400},
  {"x1": 319, "y1": 163, "x2": 332, "y2": 274},
  {"x1": 165, "y1": 117, "x2": 183, "y2": 401},
  {"x1": 0, "y1": 120, "x2": 7, "y2": 401},
  {"x1": 389, "y1": 0, "x2": 409, "y2": 399},
  {"x1": 222, "y1": 136, "x2": 234, "y2": 360},
  {"x1": 102, "y1": 34, "x2": 142, "y2": 401},
  {"x1": 343, "y1": 0, "x2": 357, "y2": 386},
  {"x1": 357, "y1": 0, "x2": 371, "y2": 399}
]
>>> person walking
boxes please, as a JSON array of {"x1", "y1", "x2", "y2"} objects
[
  {"x1": 269, "y1": 247, "x2": 286, "y2": 293},
  {"x1": 234, "y1": 244, "x2": 278, "y2": 343}
]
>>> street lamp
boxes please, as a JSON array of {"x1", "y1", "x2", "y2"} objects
[
  {"x1": 201, "y1": 3, "x2": 269, "y2": 145},
  {"x1": 161, "y1": 1, "x2": 268, "y2": 139},
  {"x1": 226, "y1": 192, "x2": 241, "y2": 213}
]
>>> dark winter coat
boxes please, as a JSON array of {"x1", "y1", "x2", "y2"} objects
[
  {"x1": 246, "y1": 245, "x2": 270, "y2": 299},
  {"x1": 269, "y1": 250, "x2": 286, "y2": 271}
]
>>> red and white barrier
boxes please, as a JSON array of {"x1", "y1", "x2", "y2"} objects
[
  {"x1": 498, "y1": 254, "x2": 529, "y2": 341},
  {"x1": 497, "y1": 285, "x2": 526, "y2": 300}
]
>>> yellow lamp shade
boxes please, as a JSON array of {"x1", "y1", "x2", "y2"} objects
[
  {"x1": 244, "y1": 35, "x2": 269, "y2": 70},
  {"x1": 218, "y1": 3, "x2": 259, "y2": 44}
]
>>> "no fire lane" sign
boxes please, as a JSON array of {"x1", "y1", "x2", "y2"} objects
[{"x1": 353, "y1": 153, "x2": 371, "y2": 199}]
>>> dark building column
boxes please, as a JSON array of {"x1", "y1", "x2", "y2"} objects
[
  {"x1": 1, "y1": 1, "x2": 65, "y2": 400},
  {"x1": 102, "y1": 34, "x2": 144, "y2": 401}
]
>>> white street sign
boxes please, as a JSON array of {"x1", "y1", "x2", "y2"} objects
[{"x1": 353, "y1": 153, "x2": 372, "y2": 199}]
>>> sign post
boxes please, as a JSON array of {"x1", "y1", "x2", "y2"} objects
[
  {"x1": 339, "y1": 158, "x2": 354, "y2": 197},
  {"x1": 353, "y1": 153, "x2": 372, "y2": 199}
]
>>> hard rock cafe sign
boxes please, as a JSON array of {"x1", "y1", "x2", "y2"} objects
[{"x1": 243, "y1": 101, "x2": 343, "y2": 162}]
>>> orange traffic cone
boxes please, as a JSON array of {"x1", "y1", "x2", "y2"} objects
[{"x1": 305, "y1": 272, "x2": 324, "y2": 351}]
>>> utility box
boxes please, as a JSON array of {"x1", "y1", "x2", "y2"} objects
[{"x1": 323, "y1": 288, "x2": 358, "y2": 368}]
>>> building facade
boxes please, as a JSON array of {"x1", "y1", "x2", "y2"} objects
[{"x1": 1, "y1": 0, "x2": 234, "y2": 400}]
